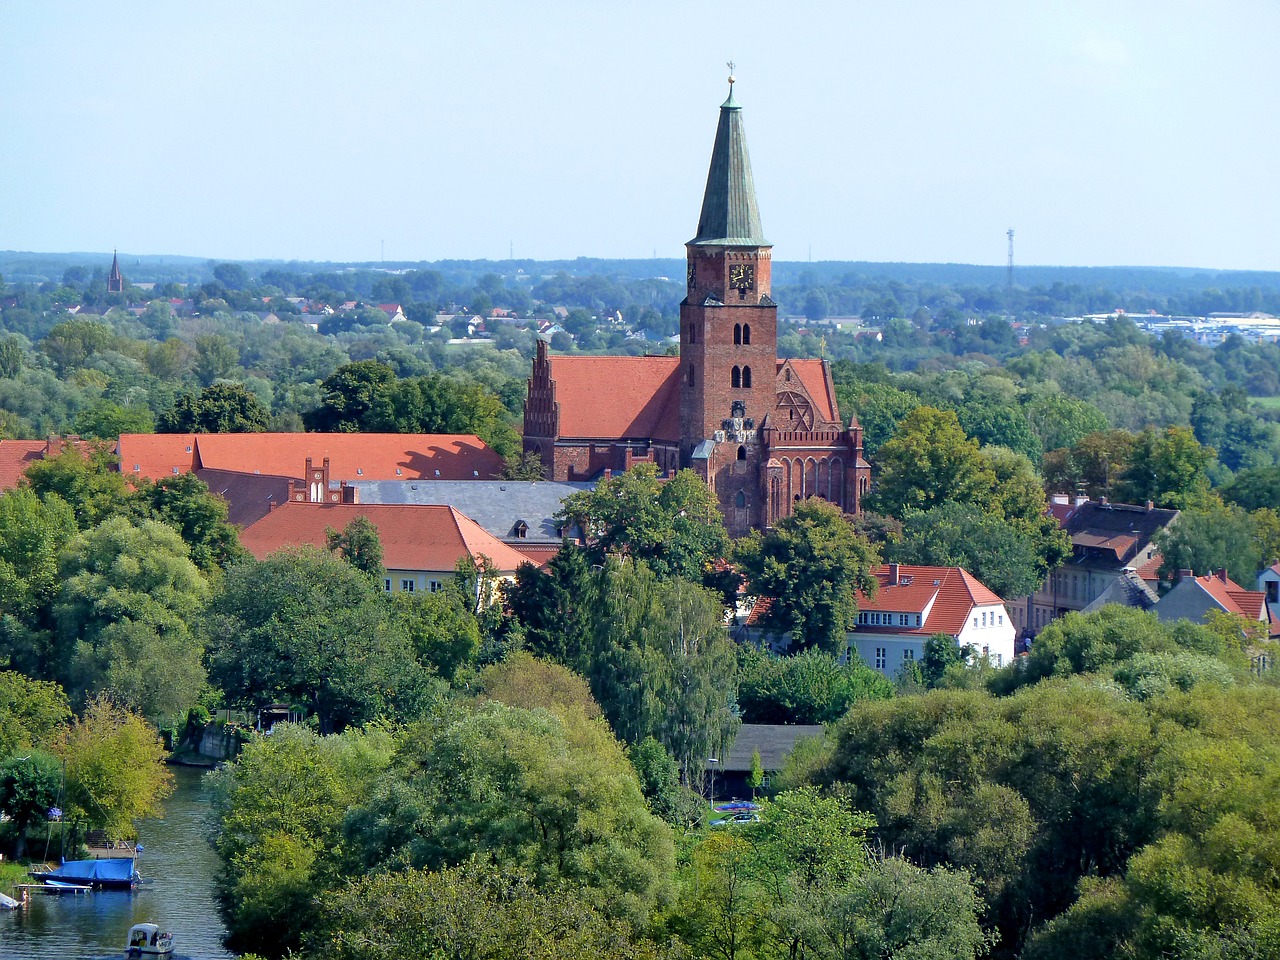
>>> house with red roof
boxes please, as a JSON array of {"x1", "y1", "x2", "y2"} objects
[
  {"x1": 1155, "y1": 569, "x2": 1272, "y2": 630},
  {"x1": 848, "y1": 563, "x2": 1015, "y2": 676},
  {"x1": 239, "y1": 502, "x2": 537, "y2": 597},
  {"x1": 521, "y1": 84, "x2": 871, "y2": 537},
  {"x1": 0, "y1": 437, "x2": 89, "y2": 491},
  {"x1": 741, "y1": 563, "x2": 1014, "y2": 677},
  {"x1": 114, "y1": 433, "x2": 505, "y2": 526}
]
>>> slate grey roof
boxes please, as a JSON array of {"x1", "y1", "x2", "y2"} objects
[
  {"x1": 1081, "y1": 569, "x2": 1160, "y2": 614},
  {"x1": 690, "y1": 86, "x2": 769, "y2": 247},
  {"x1": 348, "y1": 479, "x2": 594, "y2": 543},
  {"x1": 720, "y1": 723, "x2": 825, "y2": 772}
]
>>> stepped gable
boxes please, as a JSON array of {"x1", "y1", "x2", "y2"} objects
[{"x1": 239, "y1": 501, "x2": 535, "y2": 573}]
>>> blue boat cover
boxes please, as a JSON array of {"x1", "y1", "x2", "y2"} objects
[{"x1": 47, "y1": 858, "x2": 136, "y2": 883}]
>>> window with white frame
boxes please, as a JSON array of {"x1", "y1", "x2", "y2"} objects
[
  {"x1": 401, "y1": 579, "x2": 415, "y2": 592},
  {"x1": 903, "y1": 648, "x2": 915, "y2": 661},
  {"x1": 428, "y1": 580, "x2": 443, "y2": 593},
  {"x1": 383, "y1": 578, "x2": 392, "y2": 592},
  {"x1": 874, "y1": 647, "x2": 886, "y2": 670}
]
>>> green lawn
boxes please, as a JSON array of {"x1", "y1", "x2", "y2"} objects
[{"x1": 1250, "y1": 396, "x2": 1280, "y2": 411}]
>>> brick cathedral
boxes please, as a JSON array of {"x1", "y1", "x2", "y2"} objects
[{"x1": 524, "y1": 79, "x2": 871, "y2": 537}]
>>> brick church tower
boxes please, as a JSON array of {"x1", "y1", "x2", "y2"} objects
[
  {"x1": 679, "y1": 75, "x2": 777, "y2": 535},
  {"x1": 523, "y1": 78, "x2": 872, "y2": 537},
  {"x1": 107, "y1": 250, "x2": 124, "y2": 293}
]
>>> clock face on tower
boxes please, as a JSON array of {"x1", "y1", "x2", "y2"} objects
[{"x1": 729, "y1": 263, "x2": 755, "y2": 299}]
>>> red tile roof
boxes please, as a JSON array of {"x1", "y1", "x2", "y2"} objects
[
  {"x1": 239, "y1": 502, "x2": 533, "y2": 573},
  {"x1": 1134, "y1": 553, "x2": 1164, "y2": 584},
  {"x1": 116, "y1": 434, "x2": 199, "y2": 480},
  {"x1": 115, "y1": 433, "x2": 503, "y2": 483},
  {"x1": 1194, "y1": 571, "x2": 1268, "y2": 620},
  {"x1": 0, "y1": 440, "x2": 55, "y2": 490},
  {"x1": 858, "y1": 564, "x2": 1005, "y2": 636},
  {"x1": 744, "y1": 564, "x2": 1005, "y2": 638},
  {"x1": 545, "y1": 355, "x2": 682, "y2": 441}
]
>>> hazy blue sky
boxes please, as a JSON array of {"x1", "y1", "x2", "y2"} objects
[{"x1": 3, "y1": 2, "x2": 1277, "y2": 269}]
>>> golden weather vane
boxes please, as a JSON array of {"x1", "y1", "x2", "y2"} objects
[{"x1": 727, "y1": 60, "x2": 735, "y2": 84}]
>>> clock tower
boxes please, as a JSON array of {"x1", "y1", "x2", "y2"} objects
[{"x1": 679, "y1": 75, "x2": 778, "y2": 535}]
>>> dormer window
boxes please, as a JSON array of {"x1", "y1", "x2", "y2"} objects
[{"x1": 513, "y1": 520, "x2": 528, "y2": 539}]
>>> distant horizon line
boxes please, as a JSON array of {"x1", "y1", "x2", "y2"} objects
[{"x1": 2, "y1": 249, "x2": 1276, "y2": 277}]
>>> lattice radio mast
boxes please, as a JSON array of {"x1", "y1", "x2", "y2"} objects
[{"x1": 1006, "y1": 228, "x2": 1015, "y2": 292}]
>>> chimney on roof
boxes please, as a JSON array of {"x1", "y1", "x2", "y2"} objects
[
  {"x1": 1100, "y1": 496, "x2": 1108, "y2": 505},
  {"x1": 1051, "y1": 494, "x2": 1068, "y2": 505},
  {"x1": 1216, "y1": 569, "x2": 1229, "y2": 583},
  {"x1": 1075, "y1": 495, "x2": 1089, "y2": 507},
  {"x1": 1146, "y1": 500, "x2": 1154, "y2": 511},
  {"x1": 887, "y1": 562, "x2": 900, "y2": 586},
  {"x1": 1178, "y1": 568, "x2": 1194, "y2": 582}
]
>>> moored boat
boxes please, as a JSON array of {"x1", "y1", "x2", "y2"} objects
[
  {"x1": 29, "y1": 856, "x2": 140, "y2": 890},
  {"x1": 125, "y1": 922, "x2": 175, "y2": 957}
]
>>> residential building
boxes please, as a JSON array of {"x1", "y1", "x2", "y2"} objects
[
  {"x1": 523, "y1": 81, "x2": 871, "y2": 536},
  {"x1": 716, "y1": 723, "x2": 824, "y2": 799},
  {"x1": 740, "y1": 563, "x2": 1014, "y2": 677},
  {"x1": 848, "y1": 563, "x2": 1015, "y2": 676},
  {"x1": 238, "y1": 502, "x2": 536, "y2": 595},
  {"x1": 1155, "y1": 569, "x2": 1271, "y2": 630},
  {"x1": 1011, "y1": 497, "x2": 1178, "y2": 638},
  {"x1": 346, "y1": 478, "x2": 592, "y2": 566}
]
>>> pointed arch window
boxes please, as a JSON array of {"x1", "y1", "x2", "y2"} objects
[
  {"x1": 742, "y1": 366, "x2": 752, "y2": 388},
  {"x1": 737, "y1": 445, "x2": 747, "y2": 461},
  {"x1": 742, "y1": 323, "x2": 751, "y2": 345},
  {"x1": 688, "y1": 323, "x2": 696, "y2": 344},
  {"x1": 735, "y1": 491, "x2": 747, "y2": 508},
  {"x1": 731, "y1": 366, "x2": 741, "y2": 388},
  {"x1": 733, "y1": 323, "x2": 742, "y2": 345}
]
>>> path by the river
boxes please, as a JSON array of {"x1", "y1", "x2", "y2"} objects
[{"x1": 0, "y1": 764, "x2": 235, "y2": 960}]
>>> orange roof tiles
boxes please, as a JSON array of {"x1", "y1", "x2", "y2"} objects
[
  {"x1": 0, "y1": 440, "x2": 55, "y2": 490},
  {"x1": 544, "y1": 356, "x2": 682, "y2": 441},
  {"x1": 858, "y1": 564, "x2": 1005, "y2": 636},
  {"x1": 1194, "y1": 571, "x2": 1268, "y2": 620},
  {"x1": 115, "y1": 433, "x2": 504, "y2": 483},
  {"x1": 116, "y1": 434, "x2": 199, "y2": 480},
  {"x1": 239, "y1": 502, "x2": 533, "y2": 573}
]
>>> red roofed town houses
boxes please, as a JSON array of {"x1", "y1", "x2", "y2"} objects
[
  {"x1": 238, "y1": 502, "x2": 536, "y2": 598},
  {"x1": 114, "y1": 433, "x2": 504, "y2": 527},
  {"x1": 0, "y1": 437, "x2": 85, "y2": 490},
  {"x1": 741, "y1": 563, "x2": 1015, "y2": 679},
  {"x1": 1154, "y1": 569, "x2": 1273, "y2": 632},
  {"x1": 523, "y1": 81, "x2": 871, "y2": 537}
]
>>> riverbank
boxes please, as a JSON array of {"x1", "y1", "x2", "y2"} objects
[{"x1": 0, "y1": 861, "x2": 27, "y2": 900}]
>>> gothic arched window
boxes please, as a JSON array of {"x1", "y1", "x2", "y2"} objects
[
  {"x1": 737, "y1": 445, "x2": 747, "y2": 461},
  {"x1": 733, "y1": 323, "x2": 742, "y2": 345},
  {"x1": 735, "y1": 491, "x2": 747, "y2": 508},
  {"x1": 742, "y1": 323, "x2": 751, "y2": 345},
  {"x1": 742, "y1": 366, "x2": 752, "y2": 388},
  {"x1": 731, "y1": 366, "x2": 741, "y2": 388},
  {"x1": 688, "y1": 323, "x2": 696, "y2": 344}
]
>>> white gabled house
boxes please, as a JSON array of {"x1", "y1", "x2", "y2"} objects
[
  {"x1": 847, "y1": 563, "x2": 1015, "y2": 676},
  {"x1": 739, "y1": 562, "x2": 1015, "y2": 678}
]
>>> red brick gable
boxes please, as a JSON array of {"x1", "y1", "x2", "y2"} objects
[
  {"x1": 240, "y1": 502, "x2": 534, "y2": 573},
  {"x1": 777, "y1": 359, "x2": 840, "y2": 425},
  {"x1": 542, "y1": 355, "x2": 682, "y2": 441}
]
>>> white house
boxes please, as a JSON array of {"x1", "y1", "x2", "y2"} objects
[{"x1": 848, "y1": 563, "x2": 1015, "y2": 676}]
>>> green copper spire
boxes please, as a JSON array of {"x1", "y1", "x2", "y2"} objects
[{"x1": 690, "y1": 75, "x2": 768, "y2": 247}]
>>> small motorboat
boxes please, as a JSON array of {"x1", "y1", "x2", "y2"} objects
[{"x1": 125, "y1": 922, "x2": 174, "y2": 957}]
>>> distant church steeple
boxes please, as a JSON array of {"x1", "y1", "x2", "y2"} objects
[{"x1": 107, "y1": 250, "x2": 124, "y2": 293}]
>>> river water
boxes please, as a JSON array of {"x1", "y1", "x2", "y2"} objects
[{"x1": 1, "y1": 764, "x2": 235, "y2": 960}]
